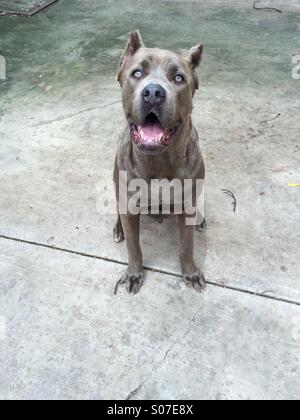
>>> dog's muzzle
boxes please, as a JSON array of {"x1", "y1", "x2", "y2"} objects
[{"x1": 129, "y1": 112, "x2": 179, "y2": 155}]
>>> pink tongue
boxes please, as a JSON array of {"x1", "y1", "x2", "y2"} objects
[{"x1": 140, "y1": 120, "x2": 164, "y2": 142}]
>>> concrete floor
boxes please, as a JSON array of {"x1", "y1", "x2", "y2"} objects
[
  {"x1": 0, "y1": 0, "x2": 299, "y2": 400},
  {"x1": 0, "y1": 0, "x2": 43, "y2": 12}
]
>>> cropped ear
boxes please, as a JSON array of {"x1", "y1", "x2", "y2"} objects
[
  {"x1": 182, "y1": 44, "x2": 203, "y2": 91},
  {"x1": 183, "y1": 44, "x2": 203, "y2": 70},
  {"x1": 117, "y1": 30, "x2": 144, "y2": 84}
]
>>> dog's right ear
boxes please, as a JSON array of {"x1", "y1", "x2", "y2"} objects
[
  {"x1": 117, "y1": 31, "x2": 144, "y2": 84},
  {"x1": 183, "y1": 44, "x2": 204, "y2": 70}
]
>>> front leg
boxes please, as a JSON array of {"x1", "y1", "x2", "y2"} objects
[
  {"x1": 114, "y1": 213, "x2": 144, "y2": 295},
  {"x1": 178, "y1": 213, "x2": 206, "y2": 293}
]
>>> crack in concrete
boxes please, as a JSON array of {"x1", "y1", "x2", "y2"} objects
[
  {"x1": 0, "y1": 234, "x2": 299, "y2": 307},
  {"x1": 31, "y1": 100, "x2": 122, "y2": 127},
  {"x1": 125, "y1": 347, "x2": 174, "y2": 400},
  {"x1": 125, "y1": 310, "x2": 199, "y2": 400},
  {"x1": 183, "y1": 310, "x2": 199, "y2": 338}
]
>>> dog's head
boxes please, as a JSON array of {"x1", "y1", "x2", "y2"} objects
[{"x1": 117, "y1": 31, "x2": 203, "y2": 155}]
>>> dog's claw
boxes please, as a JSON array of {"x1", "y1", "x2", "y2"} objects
[
  {"x1": 114, "y1": 270, "x2": 144, "y2": 295},
  {"x1": 183, "y1": 271, "x2": 206, "y2": 293}
]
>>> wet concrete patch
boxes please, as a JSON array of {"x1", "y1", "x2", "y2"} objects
[{"x1": 0, "y1": 0, "x2": 299, "y2": 98}]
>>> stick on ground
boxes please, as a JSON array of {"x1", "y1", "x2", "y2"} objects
[{"x1": 253, "y1": 1, "x2": 282, "y2": 13}]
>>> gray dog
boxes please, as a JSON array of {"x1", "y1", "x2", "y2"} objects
[{"x1": 114, "y1": 31, "x2": 206, "y2": 294}]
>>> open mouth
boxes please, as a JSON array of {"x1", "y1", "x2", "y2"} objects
[{"x1": 130, "y1": 113, "x2": 178, "y2": 154}]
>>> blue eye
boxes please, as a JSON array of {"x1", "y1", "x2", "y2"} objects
[
  {"x1": 132, "y1": 70, "x2": 143, "y2": 79},
  {"x1": 175, "y1": 74, "x2": 184, "y2": 83}
]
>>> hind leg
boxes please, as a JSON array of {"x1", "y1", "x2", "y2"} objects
[{"x1": 114, "y1": 213, "x2": 125, "y2": 243}]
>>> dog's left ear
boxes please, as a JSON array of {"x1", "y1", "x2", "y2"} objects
[
  {"x1": 117, "y1": 31, "x2": 144, "y2": 84},
  {"x1": 182, "y1": 44, "x2": 203, "y2": 91},
  {"x1": 184, "y1": 44, "x2": 204, "y2": 69}
]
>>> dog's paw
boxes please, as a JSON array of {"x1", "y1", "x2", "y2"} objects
[
  {"x1": 196, "y1": 218, "x2": 207, "y2": 233},
  {"x1": 114, "y1": 270, "x2": 144, "y2": 295},
  {"x1": 183, "y1": 271, "x2": 206, "y2": 293},
  {"x1": 113, "y1": 221, "x2": 125, "y2": 243}
]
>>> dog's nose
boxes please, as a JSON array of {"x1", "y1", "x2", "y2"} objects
[{"x1": 142, "y1": 84, "x2": 166, "y2": 106}]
